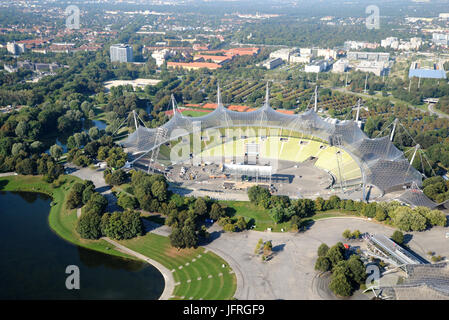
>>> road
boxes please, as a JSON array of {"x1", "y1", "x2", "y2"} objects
[{"x1": 428, "y1": 103, "x2": 449, "y2": 119}]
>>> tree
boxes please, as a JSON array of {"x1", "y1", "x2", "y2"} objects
[
  {"x1": 315, "y1": 256, "x2": 331, "y2": 272},
  {"x1": 235, "y1": 216, "x2": 247, "y2": 231},
  {"x1": 329, "y1": 272, "x2": 352, "y2": 297},
  {"x1": 326, "y1": 243, "x2": 345, "y2": 268},
  {"x1": 193, "y1": 197, "x2": 208, "y2": 216},
  {"x1": 391, "y1": 230, "x2": 404, "y2": 245},
  {"x1": 15, "y1": 158, "x2": 35, "y2": 175},
  {"x1": 352, "y1": 230, "x2": 361, "y2": 239},
  {"x1": 11, "y1": 143, "x2": 25, "y2": 156},
  {"x1": 263, "y1": 240, "x2": 273, "y2": 255},
  {"x1": 169, "y1": 227, "x2": 185, "y2": 248},
  {"x1": 88, "y1": 126, "x2": 100, "y2": 140},
  {"x1": 66, "y1": 183, "x2": 85, "y2": 209},
  {"x1": 117, "y1": 193, "x2": 138, "y2": 210},
  {"x1": 392, "y1": 207, "x2": 427, "y2": 231},
  {"x1": 15, "y1": 121, "x2": 28, "y2": 139},
  {"x1": 270, "y1": 206, "x2": 285, "y2": 223},
  {"x1": 76, "y1": 211, "x2": 102, "y2": 239},
  {"x1": 247, "y1": 186, "x2": 271, "y2": 208},
  {"x1": 346, "y1": 255, "x2": 366, "y2": 285},
  {"x1": 209, "y1": 202, "x2": 225, "y2": 220},
  {"x1": 105, "y1": 169, "x2": 128, "y2": 186},
  {"x1": 317, "y1": 243, "x2": 330, "y2": 257},
  {"x1": 425, "y1": 209, "x2": 447, "y2": 227},
  {"x1": 151, "y1": 180, "x2": 168, "y2": 202},
  {"x1": 49, "y1": 144, "x2": 63, "y2": 160}
]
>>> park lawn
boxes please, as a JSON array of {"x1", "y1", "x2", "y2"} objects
[
  {"x1": 0, "y1": 175, "x2": 238, "y2": 300},
  {"x1": 220, "y1": 200, "x2": 291, "y2": 232},
  {"x1": 221, "y1": 200, "x2": 361, "y2": 232},
  {"x1": 181, "y1": 110, "x2": 211, "y2": 117},
  {"x1": 119, "y1": 233, "x2": 237, "y2": 300},
  {"x1": 0, "y1": 175, "x2": 136, "y2": 260}
]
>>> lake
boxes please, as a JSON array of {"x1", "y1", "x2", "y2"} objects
[{"x1": 0, "y1": 191, "x2": 164, "y2": 299}]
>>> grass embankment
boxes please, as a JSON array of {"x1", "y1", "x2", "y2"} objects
[
  {"x1": 0, "y1": 175, "x2": 134, "y2": 260},
  {"x1": 120, "y1": 233, "x2": 237, "y2": 300},
  {"x1": 220, "y1": 200, "x2": 356, "y2": 232},
  {"x1": 0, "y1": 174, "x2": 237, "y2": 300}
]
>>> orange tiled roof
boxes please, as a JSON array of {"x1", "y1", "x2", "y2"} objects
[
  {"x1": 201, "y1": 103, "x2": 218, "y2": 109},
  {"x1": 228, "y1": 105, "x2": 249, "y2": 112},
  {"x1": 276, "y1": 109, "x2": 295, "y2": 114},
  {"x1": 167, "y1": 61, "x2": 222, "y2": 70},
  {"x1": 194, "y1": 54, "x2": 230, "y2": 63}
]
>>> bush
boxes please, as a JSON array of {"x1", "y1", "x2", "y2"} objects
[{"x1": 342, "y1": 229, "x2": 352, "y2": 240}]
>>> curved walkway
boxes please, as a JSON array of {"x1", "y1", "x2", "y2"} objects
[{"x1": 102, "y1": 237, "x2": 175, "y2": 300}]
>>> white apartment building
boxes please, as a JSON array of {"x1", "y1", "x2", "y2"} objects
[
  {"x1": 151, "y1": 49, "x2": 175, "y2": 67},
  {"x1": 332, "y1": 59, "x2": 349, "y2": 73},
  {"x1": 110, "y1": 44, "x2": 133, "y2": 63},
  {"x1": 269, "y1": 48, "x2": 298, "y2": 62},
  {"x1": 6, "y1": 42, "x2": 26, "y2": 55},
  {"x1": 433, "y1": 33, "x2": 449, "y2": 46},
  {"x1": 305, "y1": 60, "x2": 329, "y2": 73}
]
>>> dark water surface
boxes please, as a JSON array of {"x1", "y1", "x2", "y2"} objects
[{"x1": 0, "y1": 191, "x2": 164, "y2": 299}]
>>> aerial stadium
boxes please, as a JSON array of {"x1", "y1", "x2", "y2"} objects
[{"x1": 121, "y1": 84, "x2": 426, "y2": 203}]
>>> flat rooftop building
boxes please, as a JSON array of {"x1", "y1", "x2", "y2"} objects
[
  {"x1": 409, "y1": 61, "x2": 447, "y2": 79},
  {"x1": 347, "y1": 51, "x2": 390, "y2": 62},
  {"x1": 110, "y1": 44, "x2": 133, "y2": 63},
  {"x1": 305, "y1": 59, "x2": 329, "y2": 73}
]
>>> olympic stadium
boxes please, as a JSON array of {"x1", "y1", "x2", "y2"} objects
[{"x1": 121, "y1": 84, "x2": 426, "y2": 203}]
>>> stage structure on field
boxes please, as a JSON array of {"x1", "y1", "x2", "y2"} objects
[{"x1": 121, "y1": 82, "x2": 423, "y2": 199}]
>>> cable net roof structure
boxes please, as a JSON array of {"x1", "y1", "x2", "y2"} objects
[
  {"x1": 396, "y1": 189, "x2": 440, "y2": 209},
  {"x1": 382, "y1": 263, "x2": 449, "y2": 300},
  {"x1": 121, "y1": 85, "x2": 422, "y2": 193}
]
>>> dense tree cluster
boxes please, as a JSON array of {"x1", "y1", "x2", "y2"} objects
[
  {"x1": 0, "y1": 151, "x2": 63, "y2": 182},
  {"x1": 247, "y1": 186, "x2": 447, "y2": 231},
  {"x1": 422, "y1": 176, "x2": 449, "y2": 203},
  {"x1": 315, "y1": 242, "x2": 366, "y2": 297},
  {"x1": 72, "y1": 179, "x2": 143, "y2": 240},
  {"x1": 217, "y1": 216, "x2": 248, "y2": 232}
]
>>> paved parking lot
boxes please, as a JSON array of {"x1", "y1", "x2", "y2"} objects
[{"x1": 204, "y1": 217, "x2": 449, "y2": 300}]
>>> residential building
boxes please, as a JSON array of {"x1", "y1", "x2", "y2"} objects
[
  {"x1": 6, "y1": 42, "x2": 26, "y2": 55},
  {"x1": 332, "y1": 59, "x2": 349, "y2": 73},
  {"x1": 151, "y1": 49, "x2": 175, "y2": 67},
  {"x1": 347, "y1": 51, "x2": 390, "y2": 62},
  {"x1": 305, "y1": 60, "x2": 329, "y2": 73},
  {"x1": 355, "y1": 61, "x2": 388, "y2": 76},
  {"x1": 269, "y1": 48, "x2": 298, "y2": 62},
  {"x1": 432, "y1": 33, "x2": 449, "y2": 46},
  {"x1": 261, "y1": 57, "x2": 283, "y2": 70},
  {"x1": 110, "y1": 44, "x2": 133, "y2": 63},
  {"x1": 289, "y1": 53, "x2": 311, "y2": 64}
]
